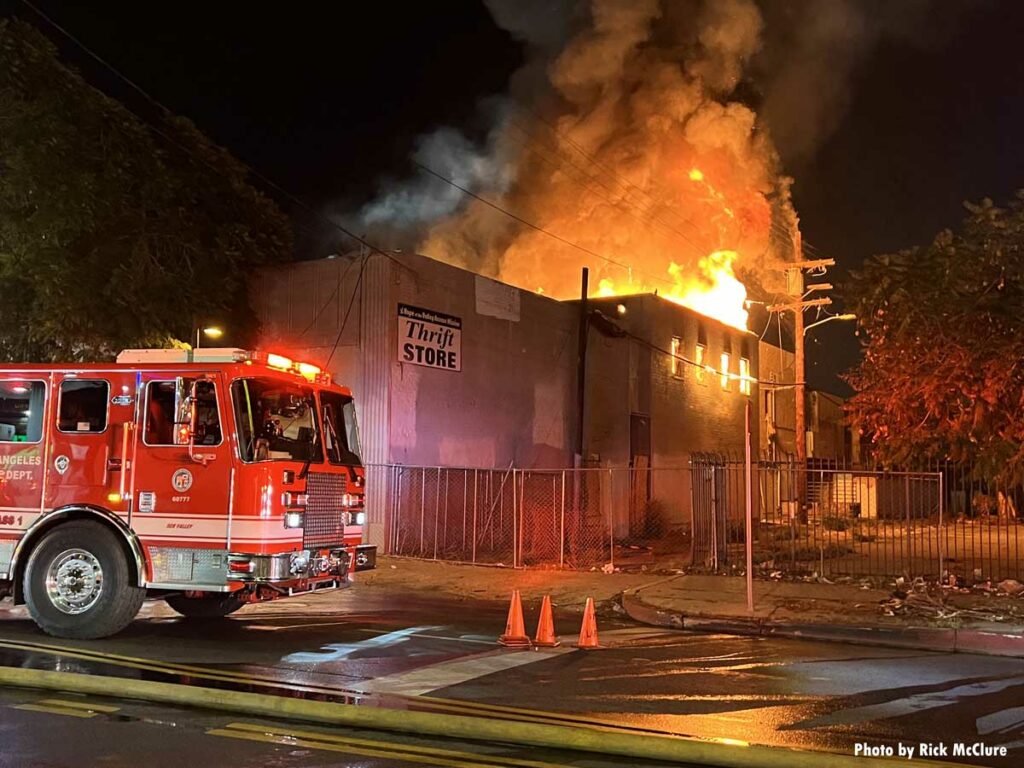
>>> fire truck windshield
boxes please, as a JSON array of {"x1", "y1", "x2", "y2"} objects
[
  {"x1": 231, "y1": 378, "x2": 323, "y2": 463},
  {"x1": 320, "y1": 390, "x2": 361, "y2": 465}
]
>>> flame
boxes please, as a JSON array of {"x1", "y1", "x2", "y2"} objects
[
  {"x1": 593, "y1": 250, "x2": 748, "y2": 330},
  {"x1": 588, "y1": 168, "x2": 750, "y2": 330}
]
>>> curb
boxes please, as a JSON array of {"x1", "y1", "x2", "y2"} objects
[
  {"x1": 0, "y1": 666, "x2": 969, "y2": 768},
  {"x1": 620, "y1": 589, "x2": 1024, "y2": 658}
]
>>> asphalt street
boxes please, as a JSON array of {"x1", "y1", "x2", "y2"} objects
[{"x1": 1, "y1": 588, "x2": 1023, "y2": 767}]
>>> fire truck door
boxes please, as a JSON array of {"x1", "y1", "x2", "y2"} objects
[
  {"x1": 0, "y1": 378, "x2": 49, "y2": 556},
  {"x1": 44, "y1": 373, "x2": 136, "y2": 519},
  {"x1": 129, "y1": 372, "x2": 232, "y2": 547}
]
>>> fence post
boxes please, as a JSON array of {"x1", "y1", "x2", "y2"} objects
[
  {"x1": 905, "y1": 475, "x2": 912, "y2": 577},
  {"x1": 472, "y1": 468, "x2": 478, "y2": 564},
  {"x1": 560, "y1": 470, "x2": 566, "y2": 568},
  {"x1": 745, "y1": 401, "x2": 754, "y2": 613},
  {"x1": 710, "y1": 466, "x2": 719, "y2": 571},
  {"x1": 512, "y1": 468, "x2": 518, "y2": 568},
  {"x1": 938, "y1": 471, "x2": 945, "y2": 580},
  {"x1": 433, "y1": 467, "x2": 441, "y2": 560},
  {"x1": 605, "y1": 468, "x2": 612, "y2": 568}
]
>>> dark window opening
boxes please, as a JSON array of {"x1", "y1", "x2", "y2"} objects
[{"x1": 58, "y1": 380, "x2": 108, "y2": 433}]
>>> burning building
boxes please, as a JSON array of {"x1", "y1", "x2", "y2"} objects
[{"x1": 255, "y1": 250, "x2": 762, "y2": 545}]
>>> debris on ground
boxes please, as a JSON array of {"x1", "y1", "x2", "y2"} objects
[
  {"x1": 997, "y1": 579, "x2": 1024, "y2": 596},
  {"x1": 878, "y1": 576, "x2": 1024, "y2": 623}
]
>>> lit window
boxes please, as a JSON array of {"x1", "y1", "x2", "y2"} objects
[
  {"x1": 720, "y1": 352, "x2": 730, "y2": 390},
  {"x1": 670, "y1": 337, "x2": 682, "y2": 378},
  {"x1": 739, "y1": 357, "x2": 752, "y2": 395},
  {"x1": 694, "y1": 343, "x2": 706, "y2": 384}
]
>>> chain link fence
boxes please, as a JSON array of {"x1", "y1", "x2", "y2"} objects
[{"x1": 373, "y1": 460, "x2": 1024, "y2": 582}]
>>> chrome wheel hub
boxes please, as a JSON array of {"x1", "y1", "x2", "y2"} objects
[{"x1": 45, "y1": 549, "x2": 103, "y2": 615}]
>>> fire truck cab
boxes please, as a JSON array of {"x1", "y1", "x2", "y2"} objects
[{"x1": 0, "y1": 348, "x2": 375, "y2": 639}]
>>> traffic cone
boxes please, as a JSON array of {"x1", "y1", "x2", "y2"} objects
[
  {"x1": 499, "y1": 590, "x2": 531, "y2": 647},
  {"x1": 575, "y1": 597, "x2": 601, "y2": 649},
  {"x1": 533, "y1": 595, "x2": 560, "y2": 648}
]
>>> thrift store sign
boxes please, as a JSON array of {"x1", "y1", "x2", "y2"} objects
[{"x1": 398, "y1": 304, "x2": 462, "y2": 371}]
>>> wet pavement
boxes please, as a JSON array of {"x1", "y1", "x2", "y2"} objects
[{"x1": 2, "y1": 589, "x2": 1024, "y2": 766}]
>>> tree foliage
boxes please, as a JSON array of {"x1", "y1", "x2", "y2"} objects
[
  {"x1": 845, "y1": 192, "x2": 1024, "y2": 481},
  {"x1": 0, "y1": 20, "x2": 292, "y2": 361}
]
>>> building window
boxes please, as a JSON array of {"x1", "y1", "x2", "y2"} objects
[
  {"x1": 57, "y1": 380, "x2": 109, "y2": 433},
  {"x1": 720, "y1": 352, "x2": 731, "y2": 390},
  {"x1": 739, "y1": 357, "x2": 752, "y2": 395},
  {"x1": 670, "y1": 337, "x2": 683, "y2": 378},
  {"x1": 694, "y1": 343, "x2": 706, "y2": 384}
]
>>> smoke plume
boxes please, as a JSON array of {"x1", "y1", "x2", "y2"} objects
[{"x1": 355, "y1": 0, "x2": 958, "y2": 311}]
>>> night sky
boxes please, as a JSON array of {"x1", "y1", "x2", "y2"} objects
[{"x1": 4, "y1": 0, "x2": 1024, "y2": 392}]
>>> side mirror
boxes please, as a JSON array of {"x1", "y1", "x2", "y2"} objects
[
  {"x1": 173, "y1": 377, "x2": 193, "y2": 446},
  {"x1": 175, "y1": 375, "x2": 216, "y2": 465}
]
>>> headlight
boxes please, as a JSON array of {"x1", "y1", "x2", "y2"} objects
[
  {"x1": 355, "y1": 511, "x2": 366, "y2": 526},
  {"x1": 284, "y1": 511, "x2": 304, "y2": 529}
]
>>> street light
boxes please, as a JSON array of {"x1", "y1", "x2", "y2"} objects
[
  {"x1": 195, "y1": 326, "x2": 223, "y2": 349},
  {"x1": 803, "y1": 313, "x2": 855, "y2": 335}
]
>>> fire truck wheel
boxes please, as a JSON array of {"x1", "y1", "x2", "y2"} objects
[
  {"x1": 164, "y1": 592, "x2": 247, "y2": 619},
  {"x1": 23, "y1": 521, "x2": 146, "y2": 640}
]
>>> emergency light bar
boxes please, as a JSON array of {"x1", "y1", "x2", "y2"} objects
[
  {"x1": 116, "y1": 348, "x2": 332, "y2": 383},
  {"x1": 117, "y1": 348, "x2": 249, "y2": 364}
]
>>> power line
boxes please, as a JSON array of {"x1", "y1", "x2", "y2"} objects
[
  {"x1": 18, "y1": 0, "x2": 406, "y2": 273},
  {"x1": 615, "y1": 324, "x2": 800, "y2": 389},
  {"x1": 504, "y1": 117, "x2": 711, "y2": 261},
  {"x1": 324, "y1": 255, "x2": 367, "y2": 370},
  {"x1": 21, "y1": 0, "x2": 832, "y2": 345},
  {"x1": 509, "y1": 104, "x2": 835, "y2": 265},
  {"x1": 413, "y1": 161, "x2": 675, "y2": 288}
]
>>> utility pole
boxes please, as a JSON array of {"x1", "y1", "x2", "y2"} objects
[
  {"x1": 768, "y1": 257, "x2": 835, "y2": 520},
  {"x1": 576, "y1": 267, "x2": 590, "y2": 465}
]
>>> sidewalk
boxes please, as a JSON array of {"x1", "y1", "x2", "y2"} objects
[
  {"x1": 623, "y1": 573, "x2": 1024, "y2": 657},
  {"x1": 358, "y1": 556, "x2": 668, "y2": 611},
  {"x1": 362, "y1": 557, "x2": 1024, "y2": 657}
]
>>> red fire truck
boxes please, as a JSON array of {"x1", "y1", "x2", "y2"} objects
[{"x1": 0, "y1": 348, "x2": 375, "y2": 639}]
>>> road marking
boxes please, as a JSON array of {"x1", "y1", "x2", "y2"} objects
[
  {"x1": 209, "y1": 722, "x2": 575, "y2": 768},
  {"x1": 37, "y1": 698, "x2": 120, "y2": 713},
  {"x1": 793, "y1": 675, "x2": 1024, "y2": 729},
  {"x1": 0, "y1": 638, "x2": 362, "y2": 698},
  {"x1": 354, "y1": 647, "x2": 574, "y2": 696},
  {"x1": 282, "y1": 625, "x2": 443, "y2": 663},
  {"x1": 13, "y1": 703, "x2": 96, "y2": 718},
  {"x1": 0, "y1": 636, "x2": 676, "y2": 736},
  {"x1": 978, "y1": 706, "x2": 1024, "y2": 736}
]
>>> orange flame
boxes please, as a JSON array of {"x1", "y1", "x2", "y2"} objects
[
  {"x1": 594, "y1": 249, "x2": 748, "y2": 330},
  {"x1": 586, "y1": 167, "x2": 749, "y2": 330}
]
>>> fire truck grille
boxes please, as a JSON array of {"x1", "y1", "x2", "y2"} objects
[{"x1": 303, "y1": 472, "x2": 348, "y2": 550}]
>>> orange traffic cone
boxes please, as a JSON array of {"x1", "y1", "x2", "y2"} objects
[
  {"x1": 499, "y1": 590, "x2": 531, "y2": 647},
  {"x1": 575, "y1": 597, "x2": 600, "y2": 649},
  {"x1": 533, "y1": 595, "x2": 560, "y2": 648}
]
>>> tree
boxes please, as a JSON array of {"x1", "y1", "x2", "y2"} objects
[
  {"x1": 0, "y1": 20, "x2": 292, "y2": 361},
  {"x1": 845, "y1": 192, "x2": 1024, "y2": 481}
]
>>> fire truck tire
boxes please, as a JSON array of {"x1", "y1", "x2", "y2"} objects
[
  {"x1": 23, "y1": 521, "x2": 146, "y2": 640},
  {"x1": 164, "y1": 593, "x2": 247, "y2": 619}
]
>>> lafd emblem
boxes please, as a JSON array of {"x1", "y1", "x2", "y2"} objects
[{"x1": 171, "y1": 468, "x2": 193, "y2": 493}]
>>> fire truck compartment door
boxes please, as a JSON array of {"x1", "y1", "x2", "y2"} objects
[
  {"x1": 44, "y1": 373, "x2": 136, "y2": 519},
  {"x1": 129, "y1": 372, "x2": 232, "y2": 547}
]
